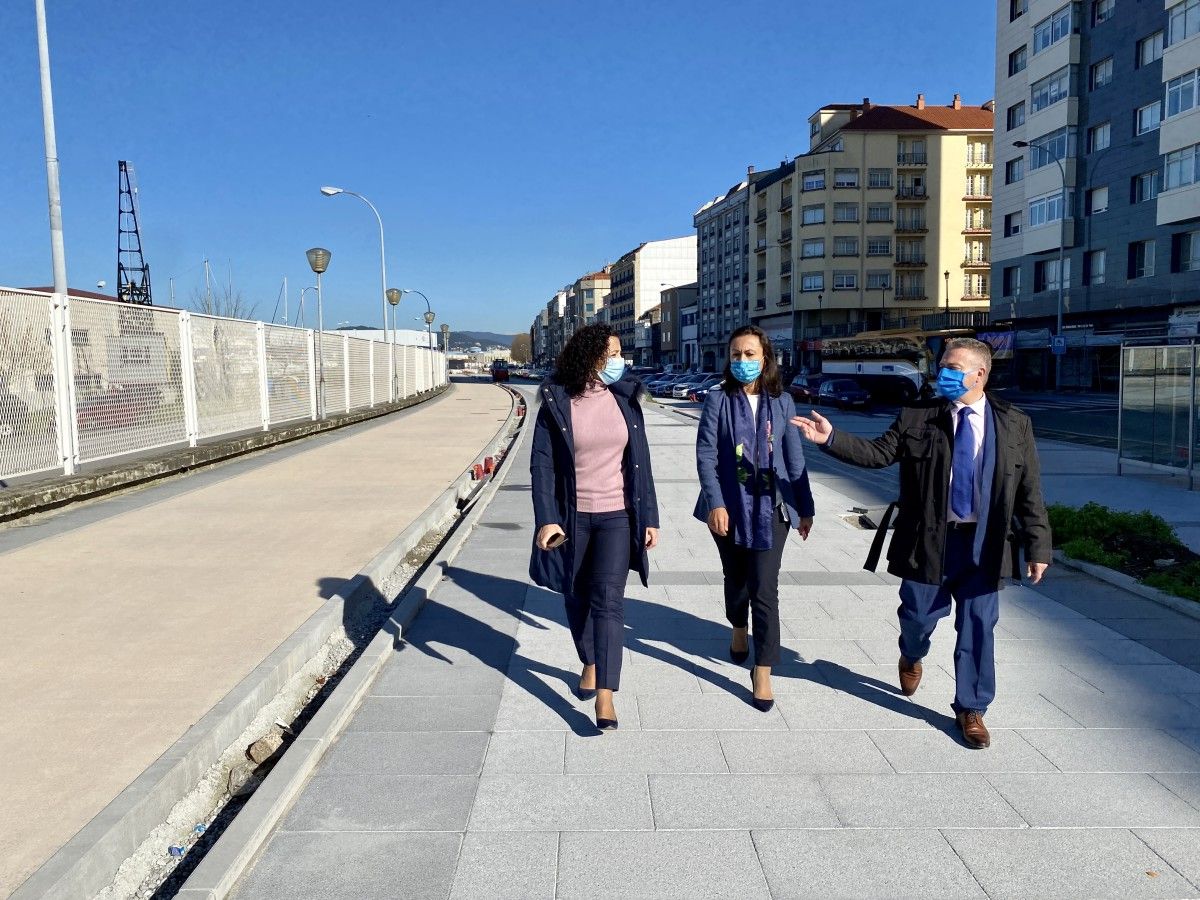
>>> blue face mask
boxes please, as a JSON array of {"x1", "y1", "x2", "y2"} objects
[
  {"x1": 730, "y1": 360, "x2": 762, "y2": 384},
  {"x1": 934, "y1": 367, "x2": 972, "y2": 401},
  {"x1": 598, "y1": 356, "x2": 626, "y2": 385}
]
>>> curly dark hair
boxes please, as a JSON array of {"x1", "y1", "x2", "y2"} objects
[
  {"x1": 721, "y1": 325, "x2": 783, "y2": 398},
  {"x1": 553, "y1": 323, "x2": 617, "y2": 397}
]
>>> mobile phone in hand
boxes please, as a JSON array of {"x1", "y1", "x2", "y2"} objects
[{"x1": 546, "y1": 531, "x2": 568, "y2": 549}]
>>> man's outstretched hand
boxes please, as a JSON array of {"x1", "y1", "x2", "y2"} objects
[{"x1": 791, "y1": 411, "x2": 833, "y2": 445}]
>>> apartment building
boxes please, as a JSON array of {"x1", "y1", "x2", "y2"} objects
[
  {"x1": 531, "y1": 307, "x2": 549, "y2": 364},
  {"x1": 658, "y1": 282, "x2": 699, "y2": 366},
  {"x1": 607, "y1": 237, "x2": 699, "y2": 361},
  {"x1": 566, "y1": 268, "x2": 612, "y2": 336},
  {"x1": 694, "y1": 178, "x2": 755, "y2": 370},
  {"x1": 993, "y1": 0, "x2": 1200, "y2": 389},
  {"x1": 544, "y1": 289, "x2": 568, "y2": 363},
  {"x1": 750, "y1": 96, "x2": 994, "y2": 369}
]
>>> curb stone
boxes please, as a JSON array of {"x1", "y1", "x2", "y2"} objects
[{"x1": 1053, "y1": 549, "x2": 1200, "y2": 623}]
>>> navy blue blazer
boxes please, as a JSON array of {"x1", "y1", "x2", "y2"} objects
[
  {"x1": 529, "y1": 375, "x2": 660, "y2": 596},
  {"x1": 694, "y1": 387, "x2": 815, "y2": 527}
]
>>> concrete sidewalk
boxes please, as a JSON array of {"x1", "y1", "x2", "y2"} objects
[
  {"x1": 0, "y1": 382, "x2": 512, "y2": 897},
  {"x1": 230, "y1": 391, "x2": 1200, "y2": 899}
]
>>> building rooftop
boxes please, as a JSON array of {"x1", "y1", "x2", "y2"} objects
[{"x1": 839, "y1": 96, "x2": 993, "y2": 132}]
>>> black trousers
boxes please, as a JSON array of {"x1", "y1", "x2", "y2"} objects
[
  {"x1": 712, "y1": 517, "x2": 790, "y2": 667},
  {"x1": 565, "y1": 510, "x2": 631, "y2": 691}
]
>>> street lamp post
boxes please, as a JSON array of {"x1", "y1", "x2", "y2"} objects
[
  {"x1": 306, "y1": 248, "x2": 331, "y2": 419},
  {"x1": 401, "y1": 289, "x2": 436, "y2": 389},
  {"x1": 296, "y1": 286, "x2": 318, "y2": 328},
  {"x1": 386, "y1": 287, "x2": 401, "y2": 401},
  {"x1": 1014, "y1": 140, "x2": 1068, "y2": 391},
  {"x1": 879, "y1": 286, "x2": 888, "y2": 329},
  {"x1": 944, "y1": 269, "x2": 951, "y2": 321},
  {"x1": 320, "y1": 186, "x2": 390, "y2": 351}
]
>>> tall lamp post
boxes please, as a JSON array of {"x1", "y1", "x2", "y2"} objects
[
  {"x1": 386, "y1": 287, "x2": 401, "y2": 401},
  {"x1": 306, "y1": 248, "x2": 331, "y2": 418},
  {"x1": 944, "y1": 269, "x2": 951, "y2": 321},
  {"x1": 1013, "y1": 140, "x2": 1068, "y2": 391},
  {"x1": 879, "y1": 285, "x2": 889, "y2": 330},
  {"x1": 319, "y1": 186, "x2": 390, "y2": 349},
  {"x1": 296, "y1": 285, "x2": 318, "y2": 327},
  {"x1": 401, "y1": 289, "x2": 436, "y2": 388}
]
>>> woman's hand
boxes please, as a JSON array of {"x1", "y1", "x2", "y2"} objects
[
  {"x1": 797, "y1": 517, "x2": 813, "y2": 541},
  {"x1": 791, "y1": 411, "x2": 833, "y2": 445},
  {"x1": 645, "y1": 527, "x2": 659, "y2": 550},
  {"x1": 536, "y1": 523, "x2": 565, "y2": 550},
  {"x1": 707, "y1": 507, "x2": 730, "y2": 536}
]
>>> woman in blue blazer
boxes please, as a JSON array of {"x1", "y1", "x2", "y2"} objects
[
  {"x1": 695, "y1": 325, "x2": 814, "y2": 710},
  {"x1": 529, "y1": 324, "x2": 660, "y2": 730}
]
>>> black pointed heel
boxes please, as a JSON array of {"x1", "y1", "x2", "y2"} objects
[
  {"x1": 752, "y1": 697, "x2": 775, "y2": 713},
  {"x1": 576, "y1": 687, "x2": 597, "y2": 701},
  {"x1": 596, "y1": 717, "x2": 619, "y2": 731},
  {"x1": 729, "y1": 644, "x2": 750, "y2": 665}
]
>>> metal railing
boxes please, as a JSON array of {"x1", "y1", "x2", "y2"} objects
[{"x1": 0, "y1": 287, "x2": 448, "y2": 483}]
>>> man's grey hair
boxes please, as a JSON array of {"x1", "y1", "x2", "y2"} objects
[{"x1": 943, "y1": 337, "x2": 993, "y2": 373}]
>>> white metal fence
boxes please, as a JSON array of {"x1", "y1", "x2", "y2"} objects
[{"x1": 0, "y1": 288, "x2": 448, "y2": 484}]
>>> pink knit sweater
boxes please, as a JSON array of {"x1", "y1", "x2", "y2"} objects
[{"x1": 571, "y1": 384, "x2": 629, "y2": 513}]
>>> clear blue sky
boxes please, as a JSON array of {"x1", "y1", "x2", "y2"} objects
[{"x1": 1, "y1": 1, "x2": 996, "y2": 334}]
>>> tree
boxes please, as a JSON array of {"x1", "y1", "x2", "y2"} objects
[
  {"x1": 510, "y1": 333, "x2": 532, "y2": 363},
  {"x1": 189, "y1": 284, "x2": 258, "y2": 321}
]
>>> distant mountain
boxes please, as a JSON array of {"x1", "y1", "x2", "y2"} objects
[{"x1": 452, "y1": 330, "x2": 517, "y2": 348}]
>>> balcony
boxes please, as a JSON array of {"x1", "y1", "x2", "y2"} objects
[
  {"x1": 779, "y1": 195, "x2": 794, "y2": 211},
  {"x1": 922, "y1": 311, "x2": 992, "y2": 330},
  {"x1": 894, "y1": 291, "x2": 927, "y2": 302},
  {"x1": 756, "y1": 238, "x2": 769, "y2": 250},
  {"x1": 778, "y1": 292, "x2": 792, "y2": 306},
  {"x1": 894, "y1": 254, "x2": 927, "y2": 268},
  {"x1": 962, "y1": 257, "x2": 991, "y2": 269},
  {"x1": 896, "y1": 186, "x2": 927, "y2": 200},
  {"x1": 897, "y1": 153, "x2": 928, "y2": 167},
  {"x1": 962, "y1": 192, "x2": 992, "y2": 201},
  {"x1": 756, "y1": 269, "x2": 766, "y2": 282},
  {"x1": 962, "y1": 224, "x2": 991, "y2": 235},
  {"x1": 780, "y1": 228, "x2": 793, "y2": 243},
  {"x1": 895, "y1": 221, "x2": 928, "y2": 233},
  {"x1": 781, "y1": 260, "x2": 793, "y2": 275},
  {"x1": 966, "y1": 155, "x2": 993, "y2": 169},
  {"x1": 755, "y1": 210, "x2": 768, "y2": 223},
  {"x1": 755, "y1": 300, "x2": 767, "y2": 310}
]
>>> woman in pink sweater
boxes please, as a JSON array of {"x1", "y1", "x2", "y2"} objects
[{"x1": 530, "y1": 324, "x2": 660, "y2": 730}]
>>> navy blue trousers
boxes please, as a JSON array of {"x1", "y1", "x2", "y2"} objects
[
  {"x1": 898, "y1": 527, "x2": 1000, "y2": 715},
  {"x1": 565, "y1": 510, "x2": 631, "y2": 691}
]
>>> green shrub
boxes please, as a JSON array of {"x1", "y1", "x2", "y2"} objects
[
  {"x1": 1048, "y1": 502, "x2": 1179, "y2": 549},
  {"x1": 1060, "y1": 537, "x2": 1126, "y2": 570},
  {"x1": 1144, "y1": 562, "x2": 1200, "y2": 603}
]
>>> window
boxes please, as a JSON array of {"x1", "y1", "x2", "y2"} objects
[
  {"x1": 802, "y1": 238, "x2": 825, "y2": 258},
  {"x1": 1092, "y1": 0, "x2": 1114, "y2": 25},
  {"x1": 1034, "y1": 257, "x2": 1071, "y2": 291},
  {"x1": 866, "y1": 271, "x2": 892, "y2": 290},
  {"x1": 1169, "y1": 0, "x2": 1200, "y2": 45},
  {"x1": 1132, "y1": 170, "x2": 1161, "y2": 202},
  {"x1": 1164, "y1": 143, "x2": 1200, "y2": 190},
  {"x1": 1174, "y1": 230, "x2": 1200, "y2": 271},
  {"x1": 1129, "y1": 240, "x2": 1155, "y2": 278},
  {"x1": 1004, "y1": 211, "x2": 1024, "y2": 237},
  {"x1": 1009, "y1": 45, "x2": 1029, "y2": 76},
  {"x1": 1088, "y1": 185, "x2": 1109, "y2": 213},
  {"x1": 1002, "y1": 266, "x2": 1022, "y2": 296},
  {"x1": 1029, "y1": 191, "x2": 1071, "y2": 228},
  {"x1": 1006, "y1": 157, "x2": 1025, "y2": 184},
  {"x1": 1029, "y1": 128, "x2": 1074, "y2": 169},
  {"x1": 1136, "y1": 102, "x2": 1161, "y2": 137},
  {"x1": 801, "y1": 273, "x2": 824, "y2": 292},
  {"x1": 1138, "y1": 31, "x2": 1164, "y2": 67},
  {"x1": 1032, "y1": 67, "x2": 1071, "y2": 112},
  {"x1": 833, "y1": 203, "x2": 859, "y2": 223},
  {"x1": 1088, "y1": 122, "x2": 1111, "y2": 152},
  {"x1": 1166, "y1": 69, "x2": 1199, "y2": 118},
  {"x1": 833, "y1": 237, "x2": 859, "y2": 256},
  {"x1": 810, "y1": 121, "x2": 820, "y2": 138},
  {"x1": 867, "y1": 203, "x2": 893, "y2": 222},
  {"x1": 834, "y1": 272, "x2": 858, "y2": 290},
  {"x1": 867, "y1": 238, "x2": 892, "y2": 256},
  {"x1": 1033, "y1": 5, "x2": 1075, "y2": 55},
  {"x1": 1007, "y1": 101, "x2": 1026, "y2": 130},
  {"x1": 802, "y1": 204, "x2": 825, "y2": 225},
  {"x1": 1011, "y1": 0, "x2": 1028, "y2": 19},
  {"x1": 1086, "y1": 250, "x2": 1107, "y2": 284},
  {"x1": 1090, "y1": 57, "x2": 1113, "y2": 90},
  {"x1": 868, "y1": 168, "x2": 892, "y2": 188},
  {"x1": 834, "y1": 168, "x2": 859, "y2": 188},
  {"x1": 802, "y1": 170, "x2": 825, "y2": 191}
]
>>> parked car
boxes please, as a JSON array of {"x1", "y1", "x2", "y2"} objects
[
  {"x1": 650, "y1": 374, "x2": 689, "y2": 397},
  {"x1": 815, "y1": 378, "x2": 872, "y2": 410},
  {"x1": 671, "y1": 374, "x2": 715, "y2": 399},
  {"x1": 0, "y1": 392, "x2": 31, "y2": 438},
  {"x1": 787, "y1": 374, "x2": 831, "y2": 404},
  {"x1": 687, "y1": 375, "x2": 724, "y2": 402}
]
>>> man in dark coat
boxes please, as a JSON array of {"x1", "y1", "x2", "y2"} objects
[{"x1": 793, "y1": 338, "x2": 1052, "y2": 749}]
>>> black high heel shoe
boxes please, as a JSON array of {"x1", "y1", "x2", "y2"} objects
[
  {"x1": 729, "y1": 631, "x2": 750, "y2": 665},
  {"x1": 751, "y1": 671, "x2": 774, "y2": 713},
  {"x1": 576, "y1": 667, "x2": 596, "y2": 701},
  {"x1": 596, "y1": 716, "x2": 619, "y2": 731}
]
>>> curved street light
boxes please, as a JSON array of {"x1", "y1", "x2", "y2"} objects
[
  {"x1": 401, "y1": 289, "x2": 437, "y2": 388},
  {"x1": 386, "y1": 287, "x2": 402, "y2": 399},
  {"x1": 305, "y1": 247, "x2": 331, "y2": 419},
  {"x1": 319, "y1": 186, "x2": 390, "y2": 353}
]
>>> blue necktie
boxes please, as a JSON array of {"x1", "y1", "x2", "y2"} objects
[{"x1": 951, "y1": 406, "x2": 975, "y2": 519}]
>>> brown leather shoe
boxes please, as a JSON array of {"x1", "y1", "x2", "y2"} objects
[
  {"x1": 956, "y1": 709, "x2": 991, "y2": 749},
  {"x1": 898, "y1": 656, "x2": 923, "y2": 696}
]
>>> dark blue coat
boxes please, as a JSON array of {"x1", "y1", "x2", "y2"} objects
[
  {"x1": 529, "y1": 375, "x2": 660, "y2": 596},
  {"x1": 694, "y1": 387, "x2": 815, "y2": 527}
]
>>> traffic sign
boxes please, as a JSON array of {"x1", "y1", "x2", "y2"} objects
[{"x1": 1051, "y1": 335, "x2": 1067, "y2": 356}]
